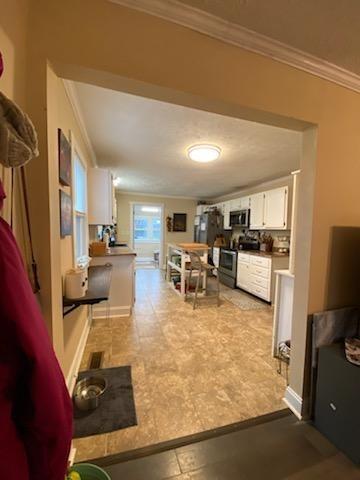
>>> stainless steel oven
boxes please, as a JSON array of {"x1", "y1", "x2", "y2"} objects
[
  {"x1": 230, "y1": 209, "x2": 250, "y2": 228},
  {"x1": 218, "y1": 248, "x2": 237, "y2": 288}
]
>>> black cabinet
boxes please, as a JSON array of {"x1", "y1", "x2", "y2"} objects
[{"x1": 314, "y1": 343, "x2": 360, "y2": 463}]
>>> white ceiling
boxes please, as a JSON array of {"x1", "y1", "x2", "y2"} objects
[
  {"x1": 178, "y1": 0, "x2": 360, "y2": 76},
  {"x1": 73, "y1": 81, "x2": 301, "y2": 199}
]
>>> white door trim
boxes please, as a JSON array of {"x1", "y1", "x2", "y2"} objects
[
  {"x1": 66, "y1": 309, "x2": 91, "y2": 395},
  {"x1": 109, "y1": 0, "x2": 360, "y2": 94},
  {"x1": 283, "y1": 386, "x2": 303, "y2": 420}
]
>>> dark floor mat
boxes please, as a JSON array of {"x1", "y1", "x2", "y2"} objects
[{"x1": 73, "y1": 366, "x2": 137, "y2": 438}]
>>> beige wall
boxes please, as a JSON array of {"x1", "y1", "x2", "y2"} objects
[
  {"x1": 0, "y1": 0, "x2": 29, "y2": 241},
  {"x1": 13, "y1": 0, "x2": 360, "y2": 407},
  {"x1": 54, "y1": 75, "x2": 93, "y2": 377},
  {"x1": 116, "y1": 192, "x2": 197, "y2": 264}
]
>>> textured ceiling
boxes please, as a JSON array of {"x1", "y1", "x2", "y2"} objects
[
  {"x1": 178, "y1": 0, "x2": 360, "y2": 75},
  {"x1": 73, "y1": 81, "x2": 301, "y2": 198}
]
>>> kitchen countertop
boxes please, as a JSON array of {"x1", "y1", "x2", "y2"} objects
[
  {"x1": 91, "y1": 246, "x2": 137, "y2": 257},
  {"x1": 237, "y1": 250, "x2": 289, "y2": 258},
  {"x1": 169, "y1": 242, "x2": 210, "y2": 252}
]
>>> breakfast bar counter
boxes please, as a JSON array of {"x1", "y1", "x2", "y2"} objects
[{"x1": 90, "y1": 247, "x2": 136, "y2": 318}]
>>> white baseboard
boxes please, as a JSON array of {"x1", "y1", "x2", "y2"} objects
[
  {"x1": 92, "y1": 305, "x2": 131, "y2": 319},
  {"x1": 283, "y1": 386, "x2": 303, "y2": 419},
  {"x1": 66, "y1": 315, "x2": 91, "y2": 395}
]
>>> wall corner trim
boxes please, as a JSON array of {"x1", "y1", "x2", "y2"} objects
[
  {"x1": 62, "y1": 79, "x2": 98, "y2": 167},
  {"x1": 66, "y1": 313, "x2": 91, "y2": 395},
  {"x1": 109, "y1": 0, "x2": 360, "y2": 94},
  {"x1": 283, "y1": 386, "x2": 303, "y2": 419}
]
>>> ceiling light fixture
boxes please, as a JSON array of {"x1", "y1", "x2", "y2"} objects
[
  {"x1": 113, "y1": 176, "x2": 121, "y2": 187},
  {"x1": 188, "y1": 144, "x2": 221, "y2": 163}
]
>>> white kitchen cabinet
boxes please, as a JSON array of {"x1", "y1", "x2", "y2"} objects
[
  {"x1": 88, "y1": 168, "x2": 114, "y2": 225},
  {"x1": 236, "y1": 252, "x2": 289, "y2": 303},
  {"x1": 223, "y1": 201, "x2": 231, "y2": 230},
  {"x1": 230, "y1": 198, "x2": 241, "y2": 211},
  {"x1": 264, "y1": 187, "x2": 288, "y2": 229},
  {"x1": 237, "y1": 254, "x2": 251, "y2": 290},
  {"x1": 239, "y1": 196, "x2": 250, "y2": 209},
  {"x1": 249, "y1": 193, "x2": 265, "y2": 229},
  {"x1": 249, "y1": 187, "x2": 289, "y2": 230},
  {"x1": 229, "y1": 196, "x2": 250, "y2": 212}
]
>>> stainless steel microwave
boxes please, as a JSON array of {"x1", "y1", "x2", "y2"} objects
[{"x1": 229, "y1": 209, "x2": 250, "y2": 228}]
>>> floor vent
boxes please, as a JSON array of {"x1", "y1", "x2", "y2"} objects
[{"x1": 89, "y1": 351, "x2": 104, "y2": 370}]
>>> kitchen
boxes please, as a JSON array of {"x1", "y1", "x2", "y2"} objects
[{"x1": 62, "y1": 79, "x2": 301, "y2": 462}]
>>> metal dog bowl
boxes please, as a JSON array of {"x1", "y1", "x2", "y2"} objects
[{"x1": 73, "y1": 376, "x2": 107, "y2": 411}]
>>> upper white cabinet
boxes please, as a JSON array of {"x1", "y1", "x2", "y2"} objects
[
  {"x1": 229, "y1": 196, "x2": 250, "y2": 212},
  {"x1": 223, "y1": 201, "x2": 231, "y2": 230},
  {"x1": 230, "y1": 198, "x2": 241, "y2": 211},
  {"x1": 88, "y1": 168, "x2": 114, "y2": 225},
  {"x1": 239, "y1": 196, "x2": 250, "y2": 209},
  {"x1": 249, "y1": 193, "x2": 265, "y2": 229},
  {"x1": 264, "y1": 187, "x2": 288, "y2": 229},
  {"x1": 249, "y1": 186, "x2": 288, "y2": 230}
]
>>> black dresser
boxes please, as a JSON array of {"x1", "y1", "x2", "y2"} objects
[{"x1": 314, "y1": 342, "x2": 360, "y2": 463}]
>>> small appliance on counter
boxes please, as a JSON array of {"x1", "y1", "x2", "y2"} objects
[
  {"x1": 65, "y1": 268, "x2": 88, "y2": 299},
  {"x1": 238, "y1": 239, "x2": 260, "y2": 251},
  {"x1": 277, "y1": 235, "x2": 290, "y2": 254}
]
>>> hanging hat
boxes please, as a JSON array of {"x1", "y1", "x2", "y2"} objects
[{"x1": 0, "y1": 91, "x2": 39, "y2": 168}]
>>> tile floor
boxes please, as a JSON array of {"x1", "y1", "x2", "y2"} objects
[
  {"x1": 73, "y1": 269, "x2": 286, "y2": 461},
  {"x1": 101, "y1": 415, "x2": 360, "y2": 479}
]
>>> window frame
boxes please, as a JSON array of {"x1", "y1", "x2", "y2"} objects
[
  {"x1": 71, "y1": 133, "x2": 89, "y2": 268},
  {"x1": 133, "y1": 214, "x2": 161, "y2": 243}
]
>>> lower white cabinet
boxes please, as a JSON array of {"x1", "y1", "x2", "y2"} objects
[
  {"x1": 237, "y1": 262, "x2": 250, "y2": 290},
  {"x1": 236, "y1": 252, "x2": 289, "y2": 303}
]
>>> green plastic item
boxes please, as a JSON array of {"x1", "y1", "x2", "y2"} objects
[{"x1": 70, "y1": 463, "x2": 111, "y2": 480}]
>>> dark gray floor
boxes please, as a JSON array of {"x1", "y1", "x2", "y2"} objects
[{"x1": 102, "y1": 415, "x2": 360, "y2": 479}]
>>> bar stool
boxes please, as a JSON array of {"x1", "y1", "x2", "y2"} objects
[{"x1": 187, "y1": 251, "x2": 220, "y2": 310}]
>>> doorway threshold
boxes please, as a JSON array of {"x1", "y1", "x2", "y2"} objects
[{"x1": 92, "y1": 408, "x2": 290, "y2": 468}]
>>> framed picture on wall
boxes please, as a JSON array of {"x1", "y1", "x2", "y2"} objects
[
  {"x1": 58, "y1": 129, "x2": 72, "y2": 186},
  {"x1": 173, "y1": 213, "x2": 187, "y2": 232},
  {"x1": 60, "y1": 190, "x2": 73, "y2": 237}
]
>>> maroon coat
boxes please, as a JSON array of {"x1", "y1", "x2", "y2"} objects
[{"x1": 0, "y1": 180, "x2": 73, "y2": 479}]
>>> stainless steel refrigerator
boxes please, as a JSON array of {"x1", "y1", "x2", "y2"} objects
[{"x1": 194, "y1": 212, "x2": 224, "y2": 247}]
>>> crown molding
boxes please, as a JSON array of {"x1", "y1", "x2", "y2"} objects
[
  {"x1": 62, "y1": 79, "x2": 97, "y2": 167},
  {"x1": 110, "y1": 0, "x2": 360, "y2": 94},
  {"x1": 116, "y1": 189, "x2": 199, "y2": 200},
  {"x1": 210, "y1": 174, "x2": 293, "y2": 203}
]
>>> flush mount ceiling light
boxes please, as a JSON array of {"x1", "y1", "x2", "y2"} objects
[
  {"x1": 188, "y1": 144, "x2": 221, "y2": 163},
  {"x1": 113, "y1": 176, "x2": 121, "y2": 187}
]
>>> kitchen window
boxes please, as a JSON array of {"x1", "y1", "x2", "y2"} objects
[
  {"x1": 73, "y1": 149, "x2": 88, "y2": 266},
  {"x1": 134, "y1": 215, "x2": 161, "y2": 242}
]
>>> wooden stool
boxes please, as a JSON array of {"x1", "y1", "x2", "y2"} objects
[{"x1": 187, "y1": 251, "x2": 220, "y2": 310}]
